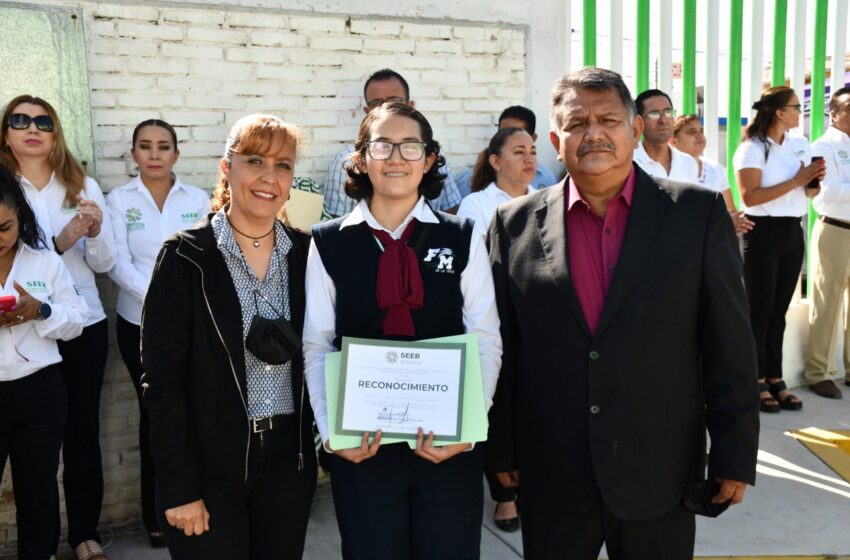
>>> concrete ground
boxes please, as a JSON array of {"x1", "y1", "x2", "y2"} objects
[{"x1": 63, "y1": 389, "x2": 850, "y2": 559}]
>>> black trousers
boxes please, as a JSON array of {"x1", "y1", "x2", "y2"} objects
[
  {"x1": 329, "y1": 442, "x2": 484, "y2": 560},
  {"x1": 0, "y1": 366, "x2": 68, "y2": 560},
  {"x1": 57, "y1": 319, "x2": 108, "y2": 547},
  {"x1": 742, "y1": 216, "x2": 805, "y2": 378},
  {"x1": 484, "y1": 464, "x2": 517, "y2": 503},
  {"x1": 521, "y1": 494, "x2": 695, "y2": 560},
  {"x1": 159, "y1": 415, "x2": 317, "y2": 560},
  {"x1": 116, "y1": 315, "x2": 159, "y2": 533}
]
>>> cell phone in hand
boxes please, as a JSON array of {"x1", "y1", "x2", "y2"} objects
[
  {"x1": 808, "y1": 156, "x2": 824, "y2": 189},
  {"x1": 0, "y1": 295, "x2": 17, "y2": 312}
]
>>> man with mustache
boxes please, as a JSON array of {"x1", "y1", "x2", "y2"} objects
[
  {"x1": 633, "y1": 89, "x2": 700, "y2": 183},
  {"x1": 486, "y1": 68, "x2": 759, "y2": 559}
]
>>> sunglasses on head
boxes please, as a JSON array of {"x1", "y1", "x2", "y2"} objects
[{"x1": 7, "y1": 113, "x2": 54, "y2": 132}]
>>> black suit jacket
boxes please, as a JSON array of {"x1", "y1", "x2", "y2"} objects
[{"x1": 486, "y1": 165, "x2": 759, "y2": 521}]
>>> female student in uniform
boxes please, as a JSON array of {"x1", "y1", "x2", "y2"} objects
[
  {"x1": 0, "y1": 95, "x2": 116, "y2": 560},
  {"x1": 0, "y1": 164, "x2": 89, "y2": 560},
  {"x1": 142, "y1": 114, "x2": 317, "y2": 559},
  {"x1": 670, "y1": 114, "x2": 753, "y2": 235},
  {"x1": 457, "y1": 126, "x2": 536, "y2": 532},
  {"x1": 733, "y1": 86, "x2": 825, "y2": 412},
  {"x1": 303, "y1": 102, "x2": 502, "y2": 559},
  {"x1": 106, "y1": 119, "x2": 210, "y2": 548}
]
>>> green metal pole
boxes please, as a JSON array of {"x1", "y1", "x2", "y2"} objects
[
  {"x1": 727, "y1": 0, "x2": 744, "y2": 208},
  {"x1": 583, "y1": 0, "x2": 596, "y2": 66},
  {"x1": 683, "y1": 0, "x2": 697, "y2": 113},
  {"x1": 772, "y1": 0, "x2": 788, "y2": 86},
  {"x1": 808, "y1": 0, "x2": 829, "y2": 296},
  {"x1": 636, "y1": 0, "x2": 650, "y2": 93}
]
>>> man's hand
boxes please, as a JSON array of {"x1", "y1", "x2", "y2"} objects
[
  {"x1": 712, "y1": 478, "x2": 747, "y2": 505},
  {"x1": 496, "y1": 469, "x2": 520, "y2": 489},
  {"x1": 414, "y1": 428, "x2": 470, "y2": 464},
  {"x1": 331, "y1": 431, "x2": 382, "y2": 464},
  {"x1": 164, "y1": 499, "x2": 210, "y2": 537}
]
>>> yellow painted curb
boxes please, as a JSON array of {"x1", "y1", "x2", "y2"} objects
[{"x1": 787, "y1": 428, "x2": 850, "y2": 483}]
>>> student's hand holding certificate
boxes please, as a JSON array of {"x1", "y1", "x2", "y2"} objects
[
  {"x1": 327, "y1": 431, "x2": 383, "y2": 464},
  {"x1": 414, "y1": 428, "x2": 471, "y2": 464}
]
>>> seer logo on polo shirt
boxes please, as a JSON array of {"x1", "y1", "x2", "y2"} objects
[
  {"x1": 181, "y1": 212, "x2": 199, "y2": 223},
  {"x1": 25, "y1": 280, "x2": 48, "y2": 294},
  {"x1": 839, "y1": 150, "x2": 850, "y2": 164},
  {"x1": 423, "y1": 248, "x2": 455, "y2": 273},
  {"x1": 126, "y1": 207, "x2": 145, "y2": 231}
]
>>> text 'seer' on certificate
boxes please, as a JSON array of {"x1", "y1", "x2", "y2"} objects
[{"x1": 324, "y1": 334, "x2": 488, "y2": 450}]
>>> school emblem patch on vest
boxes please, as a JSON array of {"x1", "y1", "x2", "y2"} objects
[{"x1": 423, "y1": 248, "x2": 455, "y2": 273}]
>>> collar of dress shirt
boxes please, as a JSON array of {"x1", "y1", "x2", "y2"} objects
[
  {"x1": 567, "y1": 166, "x2": 636, "y2": 212},
  {"x1": 482, "y1": 182, "x2": 537, "y2": 201},
  {"x1": 825, "y1": 126, "x2": 850, "y2": 143},
  {"x1": 128, "y1": 173, "x2": 190, "y2": 195},
  {"x1": 340, "y1": 196, "x2": 439, "y2": 239},
  {"x1": 17, "y1": 171, "x2": 58, "y2": 192}
]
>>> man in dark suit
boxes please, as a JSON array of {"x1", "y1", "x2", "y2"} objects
[{"x1": 486, "y1": 67, "x2": 759, "y2": 559}]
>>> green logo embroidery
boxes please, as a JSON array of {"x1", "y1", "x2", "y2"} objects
[
  {"x1": 126, "y1": 208, "x2": 142, "y2": 223},
  {"x1": 840, "y1": 150, "x2": 849, "y2": 159},
  {"x1": 60, "y1": 203, "x2": 76, "y2": 214},
  {"x1": 181, "y1": 212, "x2": 199, "y2": 223},
  {"x1": 25, "y1": 280, "x2": 48, "y2": 293}
]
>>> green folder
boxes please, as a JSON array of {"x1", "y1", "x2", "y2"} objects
[{"x1": 325, "y1": 333, "x2": 488, "y2": 450}]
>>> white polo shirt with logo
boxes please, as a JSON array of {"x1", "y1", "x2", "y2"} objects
[
  {"x1": 811, "y1": 126, "x2": 850, "y2": 222},
  {"x1": 107, "y1": 175, "x2": 210, "y2": 325},
  {"x1": 732, "y1": 133, "x2": 811, "y2": 217},
  {"x1": 634, "y1": 142, "x2": 700, "y2": 183}
]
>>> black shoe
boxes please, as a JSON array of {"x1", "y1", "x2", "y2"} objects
[
  {"x1": 149, "y1": 531, "x2": 167, "y2": 548},
  {"x1": 494, "y1": 503, "x2": 520, "y2": 533}
]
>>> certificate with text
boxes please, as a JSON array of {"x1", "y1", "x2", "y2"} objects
[{"x1": 336, "y1": 337, "x2": 466, "y2": 441}]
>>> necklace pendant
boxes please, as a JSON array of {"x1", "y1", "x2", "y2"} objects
[{"x1": 253, "y1": 239, "x2": 260, "y2": 248}]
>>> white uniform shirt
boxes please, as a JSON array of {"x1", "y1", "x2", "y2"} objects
[
  {"x1": 811, "y1": 126, "x2": 850, "y2": 222},
  {"x1": 302, "y1": 197, "x2": 503, "y2": 444},
  {"x1": 634, "y1": 142, "x2": 700, "y2": 183},
  {"x1": 456, "y1": 181, "x2": 537, "y2": 239},
  {"x1": 732, "y1": 133, "x2": 811, "y2": 217},
  {"x1": 698, "y1": 157, "x2": 731, "y2": 193},
  {"x1": 20, "y1": 174, "x2": 115, "y2": 326},
  {"x1": 1, "y1": 243, "x2": 89, "y2": 381},
  {"x1": 107, "y1": 175, "x2": 210, "y2": 325}
]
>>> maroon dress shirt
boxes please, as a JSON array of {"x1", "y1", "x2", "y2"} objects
[{"x1": 566, "y1": 168, "x2": 637, "y2": 334}]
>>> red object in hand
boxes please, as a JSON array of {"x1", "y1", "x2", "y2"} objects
[{"x1": 0, "y1": 295, "x2": 17, "y2": 312}]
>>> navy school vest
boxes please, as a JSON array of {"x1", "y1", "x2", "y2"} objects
[{"x1": 312, "y1": 211, "x2": 473, "y2": 349}]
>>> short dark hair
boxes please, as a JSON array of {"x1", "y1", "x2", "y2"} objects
[
  {"x1": 829, "y1": 86, "x2": 850, "y2": 114},
  {"x1": 363, "y1": 69, "x2": 410, "y2": 101},
  {"x1": 132, "y1": 119, "x2": 178, "y2": 147},
  {"x1": 0, "y1": 164, "x2": 46, "y2": 249},
  {"x1": 345, "y1": 103, "x2": 446, "y2": 202},
  {"x1": 550, "y1": 68, "x2": 636, "y2": 129},
  {"x1": 635, "y1": 89, "x2": 673, "y2": 115},
  {"x1": 498, "y1": 105, "x2": 536, "y2": 135}
]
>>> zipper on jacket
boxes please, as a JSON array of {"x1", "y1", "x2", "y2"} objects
[{"x1": 176, "y1": 241, "x2": 252, "y2": 481}]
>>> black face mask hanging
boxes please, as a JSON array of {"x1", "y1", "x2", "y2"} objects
[{"x1": 245, "y1": 291, "x2": 302, "y2": 365}]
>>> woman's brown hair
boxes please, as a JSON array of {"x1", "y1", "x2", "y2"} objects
[
  {"x1": 210, "y1": 114, "x2": 302, "y2": 212},
  {"x1": 672, "y1": 114, "x2": 700, "y2": 138},
  {"x1": 744, "y1": 86, "x2": 797, "y2": 144},
  {"x1": 470, "y1": 127, "x2": 527, "y2": 193},
  {"x1": 345, "y1": 102, "x2": 446, "y2": 202},
  {"x1": 0, "y1": 95, "x2": 86, "y2": 207}
]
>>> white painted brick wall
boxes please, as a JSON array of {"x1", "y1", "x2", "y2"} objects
[{"x1": 0, "y1": 1, "x2": 526, "y2": 554}]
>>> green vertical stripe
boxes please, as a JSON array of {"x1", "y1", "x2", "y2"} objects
[
  {"x1": 636, "y1": 0, "x2": 650, "y2": 93},
  {"x1": 583, "y1": 0, "x2": 596, "y2": 66},
  {"x1": 772, "y1": 0, "x2": 788, "y2": 86},
  {"x1": 808, "y1": 0, "x2": 829, "y2": 296},
  {"x1": 727, "y1": 0, "x2": 744, "y2": 209},
  {"x1": 683, "y1": 0, "x2": 697, "y2": 113}
]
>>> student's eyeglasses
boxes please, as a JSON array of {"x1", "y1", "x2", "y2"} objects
[
  {"x1": 643, "y1": 108, "x2": 677, "y2": 121},
  {"x1": 7, "y1": 113, "x2": 54, "y2": 132},
  {"x1": 366, "y1": 141, "x2": 427, "y2": 161},
  {"x1": 365, "y1": 97, "x2": 407, "y2": 110}
]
